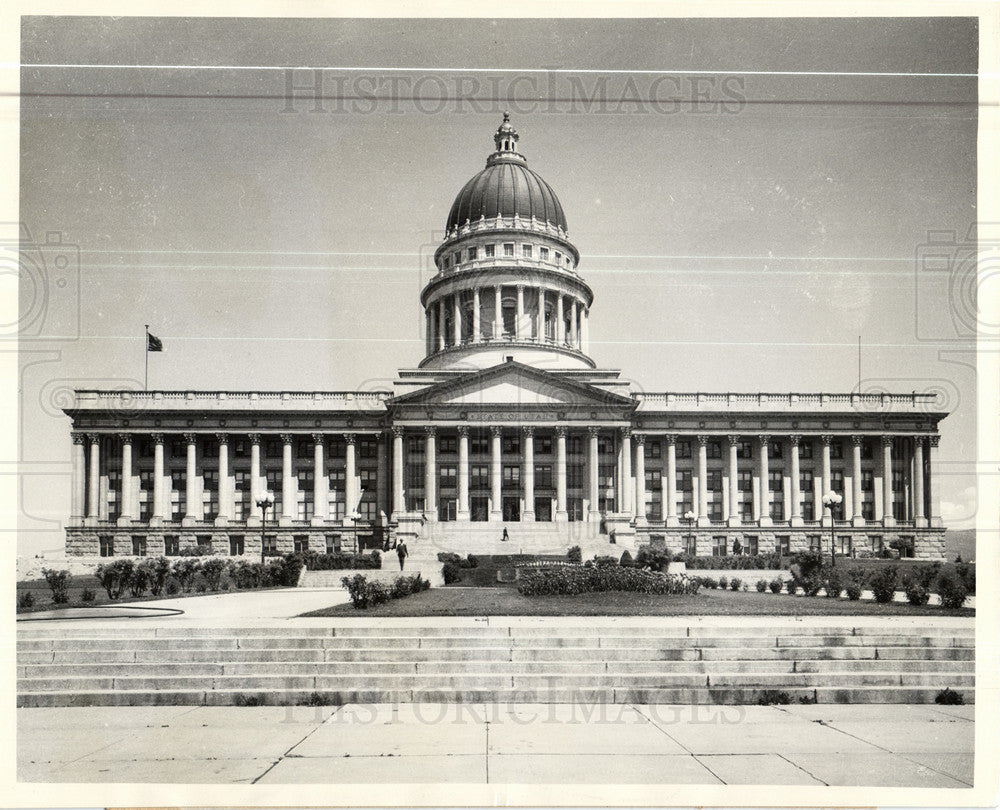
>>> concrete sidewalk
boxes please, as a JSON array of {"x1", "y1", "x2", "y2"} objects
[{"x1": 17, "y1": 702, "x2": 973, "y2": 786}]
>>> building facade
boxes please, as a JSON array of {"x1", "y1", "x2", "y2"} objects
[{"x1": 64, "y1": 115, "x2": 948, "y2": 560}]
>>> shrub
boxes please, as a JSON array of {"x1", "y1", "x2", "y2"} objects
[
  {"x1": 593, "y1": 555, "x2": 618, "y2": 568},
  {"x1": 370, "y1": 549, "x2": 381, "y2": 568},
  {"x1": 391, "y1": 574, "x2": 430, "y2": 599},
  {"x1": 41, "y1": 568, "x2": 71, "y2": 604},
  {"x1": 128, "y1": 565, "x2": 149, "y2": 598},
  {"x1": 619, "y1": 550, "x2": 634, "y2": 568},
  {"x1": 718, "y1": 576, "x2": 728, "y2": 591},
  {"x1": 195, "y1": 582, "x2": 207, "y2": 593},
  {"x1": 635, "y1": 547, "x2": 671, "y2": 572},
  {"x1": 936, "y1": 571, "x2": 969, "y2": 609},
  {"x1": 790, "y1": 552, "x2": 824, "y2": 596},
  {"x1": 80, "y1": 588, "x2": 96, "y2": 603},
  {"x1": 755, "y1": 579, "x2": 768, "y2": 593},
  {"x1": 822, "y1": 568, "x2": 844, "y2": 599},
  {"x1": 17, "y1": 591, "x2": 35, "y2": 609},
  {"x1": 517, "y1": 565, "x2": 700, "y2": 597},
  {"x1": 166, "y1": 579, "x2": 180, "y2": 595},
  {"x1": 676, "y1": 552, "x2": 782, "y2": 570},
  {"x1": 201, "y1": 558, "x2": 227, "y2": 591},
  {"x1": 95, "y1": 559, "x2": 134, "y2": 600},
  {"x1": 954, "y1": 561, "x2": 975, "y2": 594},
  {"x1": 228, "y1": 560, "x2": 265, "y2": 589},
  {"x1": 140, "y1": 557, "x2": 171, "y2": 596},
  {"x1": 567, "y1": 546, "x2": 582, "y2": 564},
  {"x1": 309, "y1": 551, "x2": 382, "y2": 571},
  {"x1": 785, "y1": 579, "x2": 798, "y2": 596},
  {"x1": 935, "y1": 687, "x2": 965, "y2": 705},
  {"x1": 757, "y1": 689, "x2": 792, "y2": 705},
  {"x1": 465, "y1": 554, "x2": 479, "y2": 568},
  {"x1": 442, "y1": 562, "x2": 462, "y2": 584},
  {"x1": 769, "y1": 578, "x2": 784, "y2": 594},
  {"x1": 264, "y1": 553, "x2": 305, "y2": 587},
  {"x1": 729, "y1": 577, "x2": 742, "y2": 591},
  {"x1": 903, "y1": 578, "x2": 931, "y2": 606},
  {"x1": 845, "y1": 580, "x2": 863, "y2": 601},
  {"x1": 869, "y1": 566, "x2": 898, "y2": 603},
  {"x1": 341, "y1": 574, "x2": 412, "y2": 609},
  {"x1": 170, "y1": 558, "x2": 201, "y2": 592},
  {"x1": 698, "y1": 576, "x2": 717, "y2": 589}
]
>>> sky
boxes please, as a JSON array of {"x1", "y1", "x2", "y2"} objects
[{"x1": 14, "y1": 15, "x2": 981, "y2": 556}]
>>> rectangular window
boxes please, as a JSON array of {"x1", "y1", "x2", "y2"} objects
[
  {"x1": 737, "y1": 471, "x2": 752, "y2": 492},
  {"x1": 706, "y1": 470, "x2": 722, "y2": 491},
  {"x1": 768, "y1": 471, "x2": 783, "y2": 492},
  {"x1": 485, "y1": 244, "x2": 495, "y2": 258},
  {"x1": 677, "y1": 470, "x2": 693, "y2": 493},
  {"x1": 737, "y1": 440, "x2": 753, "y2": 459},
  {"x1": 406, "y1": 436, "x2": 423, "y2": 455},
  {"x1": 863, "y1": 500, "x2": 874, "y2": 520},
  {"x1": 131, "y1": 536, "x2": 146, "y2": 557},
  {"x1": 775, "y1": 535, "x2": 791, "y2": 555},
  {"x1": 568, "y1": 435, "x2": 583, "y2": 455},
  {"x1": 567, "y1": 464, "x2": 584, "y2": 489},
  {"x1": 164, "y1": 535, "x2": 180, "y2": 556},
  {"x1": 830, "y1": 440, "x2": 843, "y2": 460},
  {"x1": 861, "y1": 441, "x2": 874, "y2": 460},
  {"x1": 203, "y1": 470, "x2": 218, "y2": 519},
  {"x1": 229, "y1": 535, "x2": 245, "y2": 556},
  {"x1": 405, "y1": 463, "x2": 423, "y2": 491},
  {"x1": 539, "y1": 247, "x2": 549, "y2": 260},
  {"x1": 647, "y1": 441, "x2": 661, "y2": 459},
  {"x1": 358, "y1": 501, "x2": 377, "y2": 522},
  {"x1": 196, "y1": 535, "x2": 212, "y2": 553},
  {"x1": 598, "y1": 464, "x2": 615, "y2": 489},
  {"x1": 709, "y1": 501, "x2": 723, "y2": 521},
  {"x1": 770, "y1": 441, "x2": 783, "y2": 459},
  {"x1": 536, "y1": 435, "x2": 552, "y2": 454},
  {"x1": 359, "y1": 469, "x2": 377, "y2": 490},
  {"x1": 442, "y1": 257, "x2": 449, "y2": 270},
  {"x1": 832, "y1": 470, "x2": 845, "y2": 495},
  {"x1": 265, "y1": 440, "x2": 281, "y2": 458},
  {"x1": 439, "y1": 436, "x2": 457, "y2": 454},
  {"x1": 744, "y1": 535, "x2": 759, "y2": 555},
  {"x1": 453, "y1": 250, "x2": 461, "y2": 264},
  {"x1": 266, "y1": 470, "x2": 282, "y2": 515},
  {"x1": 262, "y1": 535, "x2": 278, "y2": 557},
  {"x1": 502, "y1": 435, "x2": 520, "y2": 454},
  {"x1": 233, "y1": 470, "x2": 249, "y2": 521},
  {"x1": 862, "y1": 470, "x2": 874, "y2": 491},
  {"x1": 467, "y1": 246, "x2": 477, "y2": 261},
  {"x1": 233, "y1": 439, "x2": 247, "y2": 458},
  {"x1": 296, "y1": 440, "x2": 311, "y2": 459},
  {"x1": 808, "y1": 534, "x2": 822, "y2": 552},
  {"x1": 107, "y1": 469, "x2": 120, "y2": 521},
  {"x1": 800, "y1": 441, "x2": 813, "y2": 460},
  {"x1": 440, "y1": 465, "x2": 457, "y2": 487},
  {"x1": 741, "y1": 500, "x2": 754, "y2": 521},
  {"x1": 358, "y1": 437, "x2": 378, "y2": 459},
  {"x1": 837, "y1": 535, "x2": 852, "y2": 555},
  {"x1": 170, "y1": 471, "x2": 186, "y2": 519},
  {"x1": 521, "y1": 244, "x2": 532, "y2": 257},
  {"x1": 802, "y1": 501, "x2": 815, "y2": 521},
  {"x1": 471, "y1": 464, "x2": 489, "y2": 488},
  {"x1": 554, "y1": 251, "x2": 562, "y2": 263},
  {"x1": 503, "y1": 243, "x2": 514, "y2": 257},
  {"x1": 800, "y1": 469, "x2": 814, "y2": 493},
  {"x1": 325, "y1": 534, "x2": 342, "y2": 554},
  {"x1": 170, "y1": 439, "x2": 186, "y2": 457},
  {"x1": 707, "y1": 441, "x2": 722, "y2": 460},
  {"x1": 597, "y1": 436, "x2": 614, "y2": 455},
  {"x1": 439, "y1": 498, "x2": 457, "y2": 522},
  {"x1": 712, "y1": 536, "x2": 727, "y2": 556},
  {"x1": 139, "y1": 470, "x2": 153, "y2": 520},
  {"x1": 676, "y1": 441, "x2": 692, "y2": 459},
  {"x1": 645, "y1": 469, "x2": 661, "y2": 489},
  {"x1": 293, "y1": 535, "x2": 309, "y2": 553},
  {"x1": 470, "y1": 435, "x2": 489, "y2": 454},
  {"x1": 869, "y1": 535, "x2": 884, "y2": 554},
  {"x1": 297, "y1": 470, "x2": 314, "y2": 520},
  {"x1": 99, "y1": 535, "x2": 114, "y2": 557},
  {"x1": 685, "y1": 534, "x2": 698, "y2": 556},
  {"x1": 204, "y1": 438, "x2": 218, "y2": 457}
]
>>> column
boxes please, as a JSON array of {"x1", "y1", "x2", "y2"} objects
[
  {"x1": 820, "y1": 434, "x2": 833, "y2": 525},
  {"x1": 620, "y1": 427, "x2": 633, "y2": 516},
  {"x1": 758, "y1": 435, "x2": 771, "y2": 526},
  {"x1": 851, "y1": 435, "x2": 864, "y2": 525},
  {"x1": 522, "y1": 426, "x2": 535, "y2": 521},
  {"x1": 571, "y1": 300, "x2": 579, "y2": 349},
  {"x1": 248, "y1": 434, "x2": 262, "y2": 525},
  {"x1": 494, "y1": 285, "x2": 503, "y2": 338},
  {"x1": 789, "y1": 434, "x2": 802, "y2": 525},
  {"x1": 391, "y1": 426, "x2": 404, "y2": 517},
  {"x1": 70, "y1": 433, "x2": 86, "y2": 523},
  {"x1": 118, "y1": 434, "x2": 133, "y2": 524},
  {"x1": 665, "y1": 434, "x2": 678, "y2": 526},
  {"x1": 555, "y1": 426, "x2": 568, "y2": 522},
  {"x1": 183, "y1": 432, "x2": 198, "y2": 526},
  {"x1": 437, "y1": 299, "x2": 446, "y2": 350},
  {"x1": 489, "y1": 426, "x2": 502, "y2": 520},
  {"x1": 727, "y1": 435, "x2": 740, "y2": 526},
  {"x1": 587, "y1": 426, "x2": 600, "y2": 522},
  {"x1": 633, "y1": 433, "x2": 646, "y2": 523},
  {"x1": 472, "y1": 288, "x2": 481, "y2": 342},
  {"x1": 152, "y1": 433, "x2": 165, "y2": 524},
  {"x1": 516, "y1": 285, "x2": 525, "y2": 339},
  {"x1": 452, "y1": 295, "x2": 461, "y2": 345},
  {"x1": 913, "y1": 437, "x2": 926, "y2": 526},
  {"x1": 556, "y1": 294, "x2": 565, "y2": 345},
  {"x1": 280, "y1": 433, "x2": 294, "y2": 524},
  {"x1": 457, "y1": 426, "x2": 470, "y2": 520},
  {"x1": 696, "y1": 435, "x2": 708, "y2": 525},
  {"x1": 928, "y1": 435, "x2": 941, "y2": 525},
  {"x1": 376, "y1": 431, "x2": 389, "y2": 520},
  {"x1": 581, "y1": 307, "x2": 590, "y2": 354},
  {"x1": 312, "y1": 433, "x2": 326, "y2": 526},
  {"x1": 216, "y1": 433, "x2": 231, "y2": 524},
  {"x1": 881, "y1": 436, "x2": 895, "y2": 526},
  {"x1": 536, "y1": 288, "x2": 545, "y2": 341},
  {"x1": 423, "y1": 426, "x2": 437, "y2": 521},
  {"x1": 344, "y1": 433, "x2": 357, "y2": 522}
]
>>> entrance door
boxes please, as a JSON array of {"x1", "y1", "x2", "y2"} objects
[
  {"x1": 470, "y1": 496, "x2": 489, "y2": 522},
  {"x1": 502, "y1": 496, "x2": 520, "y2": 522},
  {"x1": 534, "y1": 498, "x2": 552, "y2": 522}
]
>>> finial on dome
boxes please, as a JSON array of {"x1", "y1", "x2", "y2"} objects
[{"x1": 494, "y1": 111, "x2": 519, "y2": 153}]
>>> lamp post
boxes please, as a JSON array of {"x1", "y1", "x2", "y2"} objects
[
  {"x1": 684, "y1": 509, "x2": 696, "y2": 557},
  {"x1": 821, "y1": 490, "x2": 843, "y2": 567},
  {"x1": 255, "y1": 491, "x2": 274, "y2": 564}
]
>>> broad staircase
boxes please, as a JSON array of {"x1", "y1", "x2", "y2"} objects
[{"x1": 17, "y1": 621, "x2": 974, "y2": 707}]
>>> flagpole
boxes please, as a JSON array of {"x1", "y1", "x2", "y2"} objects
[{"x1": 145, "y1": 324, "x2": 149, "y2": 391}]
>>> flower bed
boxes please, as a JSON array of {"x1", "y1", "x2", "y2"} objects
[{"x1": 517, "y1": 565, "x2": 700, "y2": 597}]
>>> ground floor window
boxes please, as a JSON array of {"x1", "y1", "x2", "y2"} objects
[
  {"x1": 711, "y1": 536, "x2": 727, "y2": 556},
  {"x1": 99, "y1": 535, "x2": 114, "y2": 557},
  {"x1": 439, "y1": 498, "x2": 457, "y2": 522},
  {"x1": 807, "y1": 534, "x2": 822, "y2": 552},
  {"x1": 229, "y1": 535, "x2": 245, "y2": 556},
  {"x1": 293, "y1": 535, "x2": 309, "y2": 553},
  {"x1": 743, "y1": 535, "x2": 759, "y2": 555},
  {"x1": 196, "y1": 535, "x2": 212, "y2": 554},
  {"x1": 869, "y1": 534, "x2": 884, "y2": 554},
  {"x1": 164, "y1": 535, "x2": 180, "y2": 556},
  {"x1": 131, "y1": 536, "x2": 147, "y2": 557},
  {"x1": 684, "y1": 534, "x2": 697, "y2": 556},
  {"x1": 837, "y1": 535, "x2": 852, "y2": 556},
  {"x1": 325, "y1": 534, "x2": 342, "y2": 554},
  {"x1": 567, "y1": 498, "x2": 583, "y2": 521},
  {"x1": 262, "y1": 535, "x2": 278, "y2": 556},
  {"x1": 775, "y1": 535, "x2": 790, "y2": 555},
  {"x1": 535, "y1": 498, "x2": 552, "y2": 521}
]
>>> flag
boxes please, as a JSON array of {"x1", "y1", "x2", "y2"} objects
[{"x1": 147, "y1": 332, "x2": 163, "y2": 352}]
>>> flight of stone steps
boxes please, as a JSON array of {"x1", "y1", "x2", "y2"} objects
[{"x1": 17, "y1": 622, "x2": 974, "y2": 707}]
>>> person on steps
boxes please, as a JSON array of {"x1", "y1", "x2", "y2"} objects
[
  {"x1": 396, "y1": 540, "x2": 408, "y2": 570},
  {"x1": 501, "y1": 527, "x2": 509, "y2": 542}
]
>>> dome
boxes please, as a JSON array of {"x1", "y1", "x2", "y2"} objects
[{"x1": 445, "y1": 114, "x2": 568, "y2": 234}]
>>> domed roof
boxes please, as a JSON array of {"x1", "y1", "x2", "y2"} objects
[{"x1": 446, "y1": 114, "x2": 568, "y2": 234}]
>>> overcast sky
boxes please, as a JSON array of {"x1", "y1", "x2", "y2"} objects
[{"x1": 15, "y1": 16, "x2": 980, "y2": 555}]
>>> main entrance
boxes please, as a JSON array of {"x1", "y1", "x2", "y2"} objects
[
  {"x1": 502, "y1": 496, "x2": 520, "y2": 522},
  {"x1": 470, "y1": 496, "x2": 489, "y2": 522}
]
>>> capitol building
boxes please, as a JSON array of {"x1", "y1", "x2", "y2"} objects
[{"x1": 63, "y1": 115, "x2": 947, "y2": 561}]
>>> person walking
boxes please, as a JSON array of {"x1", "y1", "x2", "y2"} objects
[
  {"x1": 396, "y1": 540, "x2": 408, "y2": 571},
  {"x1": 501, "y1": 527, "x2": 509, "y2": 542}
]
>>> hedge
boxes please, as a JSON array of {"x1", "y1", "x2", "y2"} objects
[{"x1": 517, "y1": 565, "x2": 701, "y2": 597}]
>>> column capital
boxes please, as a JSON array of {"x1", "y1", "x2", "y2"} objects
[
  {"x1": 880, "y1": 435, "x2": 893, "y2": 447},
  {"x1": 489, "y1": 425, "x2": 503, "y2": 438},
  {"x1": 632, "y1": 431, "x2": 645, "y2": 444},
  {"x1": 215, "y1": 432, "x2": 229, "y2": 445},
  {"x1": 587, "y1": 426, "x2": 601, "y2": 437},
  {"x1": 757, "y1": 433, "x2": 770, "y2": 447},
  {"x1": 343, "y1": 433, "x2": 356, "y2": 445},
  {"x1": 423, "y1": 425, "x2": 437, "y2": 438},
  {"x1": 619, "y1": 426, "x2": 632, "y2": 440},
  {"x1": 554, "y1": 425, "x2": 568, "y2": 438},
  {"x1": 788, "y1": 433, "x2": 802, "y2": 446},
  {"x1": 912, "y1": 435, "x2": 925, "y2": 449},
  {"x1": 850, "y1": 434, "x2": 865, "y2": 447},
  {"x1": 664, "y1": 433, "x2": 677, "y2": 445},
  {"x1": 928, "y1": 435, "x2": 940, "y2": 448},
  {"x1": 456, "y1": 425, "x2": 469, "y2": 437},
  {"x1": 183, "y1": 432, "x2": 198, "y2": 444},
  {"x1": 696, "y1": 434, "x2": 710, "y2": 446},
  {"x1": 117, "y1": 432, "x2": 132, "y2": 444},
  {"x1": 86, "y1": 432, "x2": 102, "y2": 444},
  {"x1": 391, "y1": 425, "x2": 405, "y2": 438},
  {"x1": 727, "y1": 434, "x2": 740, "y2": 446},
  {"x1": 820, "y1": 434, "x2": 834, "y2": 446},
  {"x1": 248, "y1": 432, "x2": 262, "y2": 445},
  {"x1": 279, "y1": 432, "x2": 294, "y2": 445},
  {"x1": 517, "y1": 283, "x2": 526, "y2": 292},
  {"x1": 521, "y1": 425, "x2": 535, "y2": 437},
  {"x1": 71, "y1": 432, "x2": 87, "y2": 445},
  {"x1": 311, "y1": 432, "x2": 325, "y2": 444},
  {"x1": 151, "y1": 433, "x2": 165, "y2": 445}
]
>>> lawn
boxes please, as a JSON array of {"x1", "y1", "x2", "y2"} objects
[{"x1": 300, "y1": 586, "x2": 975, "y2": 618}]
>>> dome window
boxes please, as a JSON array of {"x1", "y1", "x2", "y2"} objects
[
  {"x1": 503, "y1": 243, "x2": 515, "y2": 257},
  {"x1": 468, "y1": 246, "x2": 477, "y2": 260},
  {"x1": 453, "y1": 250, "x2": 462, "y2": 265},
  {"x1": 522, "y1": 244, "x2": 532, "y2": 258},
  {"x1": 485, "y1": 244, "x2": 495, "y2": 258},
  {"x1": 442, "y1": 257, "x2": 450, "y2": 270},
  {"x1": 539, "y1": 247, "x2": 549, "y2": 261}
]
